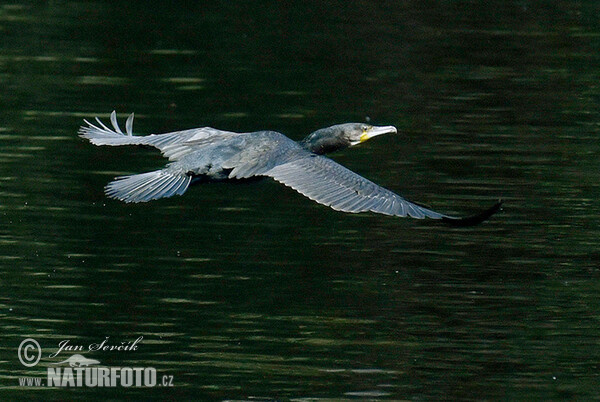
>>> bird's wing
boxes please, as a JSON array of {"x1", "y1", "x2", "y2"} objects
[
  {"x1": 262, "y1": 153, "x2": 447, "y2": 219},
  {"x1": 221, "y1": 137, "x2": 500, "y2": 224},
  {"x1": 262, "y1": 153, "x2": 502, "y2": 225},
  {"x1": 79, "y1": 111, "x2": 242, "y2": 160}
]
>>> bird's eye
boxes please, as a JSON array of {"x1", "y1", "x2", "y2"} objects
[{"x1": 361, "y1": 125, "x2": 370, "y2": 132}]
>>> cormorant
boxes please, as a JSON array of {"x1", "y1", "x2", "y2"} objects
[{"x1": 80, "y1": 111, "x2": 501, "y2": 226}]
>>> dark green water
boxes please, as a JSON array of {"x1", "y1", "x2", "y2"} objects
[{"x1": 1, "y1": 1, "x2": 599, "y2": 400}]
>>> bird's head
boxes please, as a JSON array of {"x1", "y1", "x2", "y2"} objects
[{"x1": 301, "y1": 123, "x2": 397, "y2": 155}]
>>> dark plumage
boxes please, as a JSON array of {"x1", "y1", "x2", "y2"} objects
[{"x1": 79, "y1": 111, "x2": 501, "y2": 226}]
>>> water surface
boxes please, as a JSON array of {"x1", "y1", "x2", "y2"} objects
[{"x1": 1, "y1": 1, "x2": 599, "y2": 400}]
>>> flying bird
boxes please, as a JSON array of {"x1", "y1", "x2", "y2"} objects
[{"x1": 80, "y1": 111, "x2": 501, "y2": 226}]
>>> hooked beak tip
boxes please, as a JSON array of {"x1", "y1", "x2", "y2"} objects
[
  {"x1": 371, "y1": 125, "x2": 398, "y2": 137},
  {"x1": 357, "y1": 125, "x2": 398, "y2": 144}
]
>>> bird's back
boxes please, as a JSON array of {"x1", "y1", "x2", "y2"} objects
[{"x1": 171, "y1": 130, "x2": 304, "y2": 179}]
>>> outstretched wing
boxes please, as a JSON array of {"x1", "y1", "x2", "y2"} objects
[
  {"x1": 262, "y1": 154, "x2": 445, "y2": 219},
  {"x1": 79, "y1": 111, "x2": 242, "y2": 160},
  {"x1": 262, "y1": 153, "x2": 502, "y2": 225}
]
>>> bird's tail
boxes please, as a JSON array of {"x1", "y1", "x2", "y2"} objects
[
  {"x1": 79, "y1": 110, "x2": 147, "y2": 146},
  {"x1": 105, "y1": 168, "x2": 192, "y2": 203}
]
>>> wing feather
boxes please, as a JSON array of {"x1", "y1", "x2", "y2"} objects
[
  {"x1": 79, "y1": 112, "x2": 242, "y2": 161},
  {"x1": 263, "y1": 154, "x2": 447, "y2": 219}
]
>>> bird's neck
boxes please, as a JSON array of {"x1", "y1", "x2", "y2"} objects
[{"x1": 300, "y1": 128, "x2": 347, "y2": 155}]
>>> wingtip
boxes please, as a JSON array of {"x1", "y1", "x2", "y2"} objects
[{"x1": 441, "y1": 199, "x2": 503, "y2": 227}]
